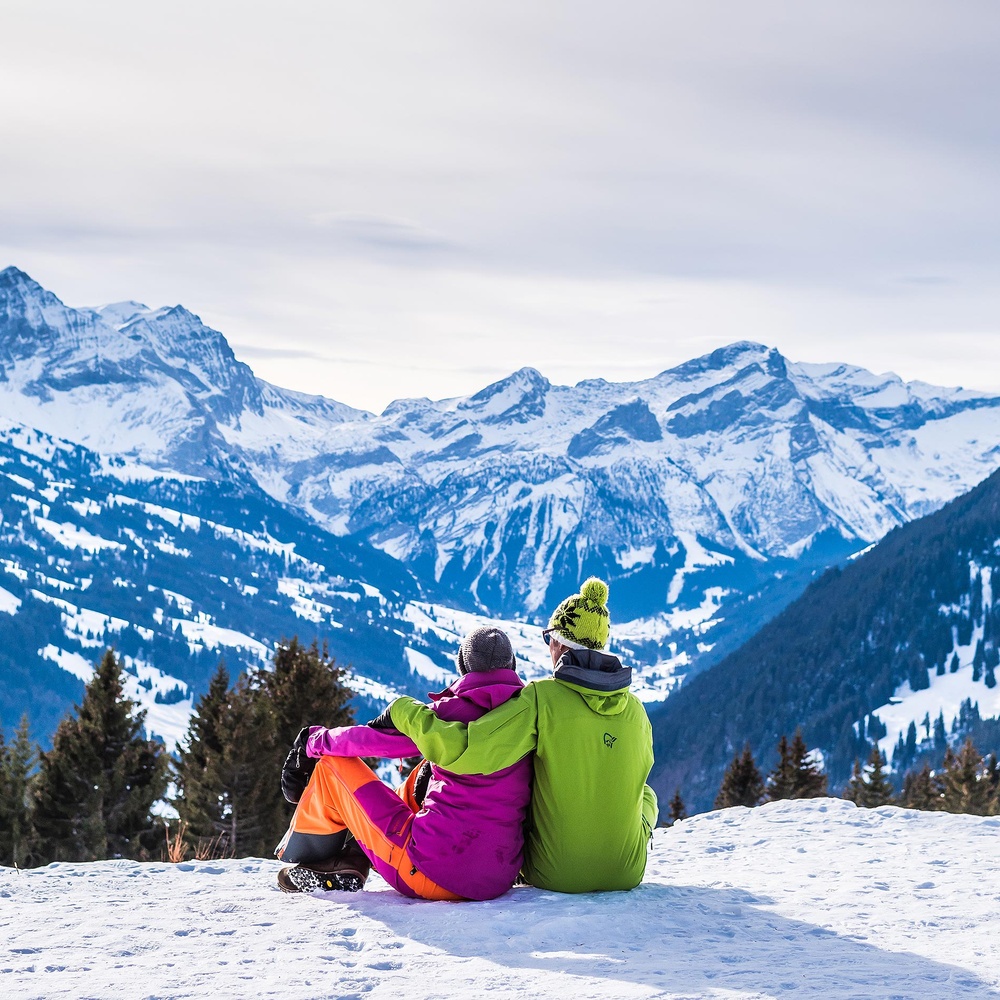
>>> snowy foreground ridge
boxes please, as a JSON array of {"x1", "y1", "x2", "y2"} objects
[{"x1": 3, "y1": 800, "x2": 999, "y2": 1000}]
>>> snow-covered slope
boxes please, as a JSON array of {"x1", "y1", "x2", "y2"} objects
[
  {"x1": 872, "y1": 562, "x2": 999, "y2": 764},
  {"x1": 4, "y1": 264, "x2": 1000, "y2": 688},
  {"x1": 4, "y1": 799, "x2": 999, "y2": 999},
  {"x1": 0, "y1": 417, "x2": 680, "y2": 745},
  {"x1": 0, "y1": 419, "x2": 434, "y2": 743}
]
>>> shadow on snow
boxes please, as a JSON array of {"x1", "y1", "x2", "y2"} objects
[{"x1": 318, "y1": 880, "x2": 1000, "y2": 999}]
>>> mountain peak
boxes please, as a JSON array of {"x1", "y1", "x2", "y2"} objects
[
  {"x1": 467, "y1": 366, "x2": 550, "y2": 403},
  {"x1": 461, "y1": 366, "x2": 551, "y2": 424},
  {"x1": 0, "y1": 265, "x2": 33, "y2": 283},
  {"x1": 98, "y1": 301, "x2": 150, "y2": 328},
  {"x1": 661, "y1": 341, "x2": 778, "y2": 381},
  {"x1": 0, "y1": 265, "x2": 60, "y2": 305}
]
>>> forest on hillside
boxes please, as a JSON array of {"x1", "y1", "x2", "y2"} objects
[{"x1": 651, "y1": 466, "x2": 1000, "y2": 811}]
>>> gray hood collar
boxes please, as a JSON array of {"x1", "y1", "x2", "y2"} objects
[{"x1": 553, "y1": 648, "x2": 632, "y2": 692}]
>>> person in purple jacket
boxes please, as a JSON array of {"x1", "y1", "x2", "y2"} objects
[{"x1": 274, "y1": 626, "x2": 533, "y2": 900}]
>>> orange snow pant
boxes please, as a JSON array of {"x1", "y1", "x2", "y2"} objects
[{"x1": 277, "y1": 756, "x2": 462, "y2": 901}]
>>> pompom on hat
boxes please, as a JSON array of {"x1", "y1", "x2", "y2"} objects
[{"x1": 547, "y1": 577, "x2": 610, "y2": 651}]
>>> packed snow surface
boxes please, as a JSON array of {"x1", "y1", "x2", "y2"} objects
[{"x1": 4, "y1": 800, "x2": 999, "y2": 999}]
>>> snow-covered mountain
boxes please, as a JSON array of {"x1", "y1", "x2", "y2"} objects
[
  {"x1": 0, "y1": 267, "x2": 361, "y2": 483},
  {"x1": 6, "y1": 800, "x2": 1000, "y2": 999},
  {"x1": 0, "y1": 419, "x2": 675, "y2": 746},
  {"x1": 3, "y1": 264, "x2": 1000, "y2": 722}
]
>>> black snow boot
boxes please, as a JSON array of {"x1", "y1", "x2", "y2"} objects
[{"x1": 277, "y1": 843, "x2": 372, "y2": 894}]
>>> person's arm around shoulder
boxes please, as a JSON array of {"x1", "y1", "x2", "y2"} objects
[
  {"x1": 306, "y1": 724, "x2": 421, "y2": 760},
  {"x1": 389, "y1": 684, "x2": 539, "y2": 774}
]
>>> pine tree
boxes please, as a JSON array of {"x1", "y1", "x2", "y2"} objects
[
  {"x1": 790, "y1": 729, "x2": 828, "y2": 798},
  {"x1": 941, "y1": 738, "x2": 993, "y2": 816},
  {"x1": 251, "y1": 638, "x2": 355, "y2": 751},
  {"x1": 174, "y1": 663, "x2": 231, "y2": 848},
  {"x1": 843, "y1": 757, "x2": 863, "y2": 803},
  {"x1": 767, "y1": 730, "x2": 827, "y2": 800},
  {"x1": 714, "y1": 744, "x2": 765, "y2": 809},
  {"x1": 668, "y1": 788, "x2": 687, "y2": 825},
  {"x1": 31, "y1": 651, "x2": 168, "y2": 864},
  {"x1": 214, "y1": 674, "x2": 286, "y2": 857},
  {"x1": 0, "y1": 716, "x2": 36, "y2": 867},
  {"x1": 845, "y1": 745, "x2": 893, "y2": 808},
  {"x1": 174, "y1": 667, "x2": 281, "y2": 858},
  {"x1": 174, "y1": 640, "x2": 356, "y2": 858},
  {"x1": 933, "y1": 712, "x2": 947, "y2": 750},
  {"x1": 767, "y1": 735, "x2": 797, "y2": 800},
  {"x1": 900, "y1": 763, "x2": 943, "y2": 811}
]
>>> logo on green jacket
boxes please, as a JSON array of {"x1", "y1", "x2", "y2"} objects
[{"x1": 603, "y1": 732, "x2": 617, "y2": 748}]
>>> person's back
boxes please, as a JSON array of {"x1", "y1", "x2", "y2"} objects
[
  {"x1": 404, "y1": 669, "x2": 532, "y2": 898},
  {"x1": 520, "y1": 654, "x2": 653, "y2": 891},
  {"x1": 388, "y1": 578, "x2": 657, "y2": 893}
]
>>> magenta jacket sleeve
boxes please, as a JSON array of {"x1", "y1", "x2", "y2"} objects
[{"x1": 305, "y1": 724, "x2": 421, "y2": 759}]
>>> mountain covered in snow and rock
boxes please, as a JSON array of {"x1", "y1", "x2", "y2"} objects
[
  {"x1": 0, "y1": 418, "x2": 638, "y2": 747},
  {"x1": 3, "y1": 264, "x2": 1000, "y2": 756},
  {"x1": 652, "y1": 464, "x2": 1000, "y2": 811}
]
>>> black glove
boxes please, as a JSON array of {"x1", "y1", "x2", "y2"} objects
[
  {"x1": 367, "y1": 704, "x2": 397, "y2": 731},
  {"x1": 412, "y1": 760, "x2": 433, "y2": 807},
  {"x1": 280, "y1": 727, "x2": 317, "y2": 804}
]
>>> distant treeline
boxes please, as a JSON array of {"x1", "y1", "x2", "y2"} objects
[{"x1": 663, "y1": 731, "x2": 1000, "y2": 821}]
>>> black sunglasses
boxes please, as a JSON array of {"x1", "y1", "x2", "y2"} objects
[{"x1": 542, "y1": 628, "x2": 556, "y2": 646}]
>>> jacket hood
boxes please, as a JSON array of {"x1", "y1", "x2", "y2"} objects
[
  {"x1": 429, "y1": 668, "x2": 524, "y2": 712},
  {"x1": 553, "y1": 648, "x2": 633, "y2": 716}
]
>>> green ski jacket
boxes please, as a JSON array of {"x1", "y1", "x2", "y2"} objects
[{"x1": 389, "y1": 648, "x2": 658, "y2": 893}]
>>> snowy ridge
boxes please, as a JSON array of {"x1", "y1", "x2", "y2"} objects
[
  {"x1": 0, "y1": 419, "x2": 451, "y2": 742},
  {"x1": 4, "y1": 800, "x2": 1000, "y2": 999},
  {"x1": 4, "y1": 267, "x2": 1000, "y2": 686}
]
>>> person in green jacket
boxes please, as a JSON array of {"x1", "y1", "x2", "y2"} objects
[{"x1": 387, "y1": 577, "x2": 658, "y2": 893}]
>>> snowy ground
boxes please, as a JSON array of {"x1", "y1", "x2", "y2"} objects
[{"x1": 3, "y1": 799, "x2": 999, "y2": 1000}]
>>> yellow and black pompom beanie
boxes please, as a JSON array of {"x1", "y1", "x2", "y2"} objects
[{"x1": 547, "y1": 577, "x2": 610, "y2": 651}]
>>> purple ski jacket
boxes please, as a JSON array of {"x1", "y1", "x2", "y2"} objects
[{"x1": 305, "y1": 669, "x2": 532, "y2": 900}]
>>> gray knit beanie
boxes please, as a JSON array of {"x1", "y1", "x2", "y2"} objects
[{"x1": 457, "y1": 626, "x2": 516, "y2": 675}]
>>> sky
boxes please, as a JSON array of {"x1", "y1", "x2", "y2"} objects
[{"x1": 1, "y1": 1, "x2": 999, "y2": 413}]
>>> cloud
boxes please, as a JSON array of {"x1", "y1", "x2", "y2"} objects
[
  {"x1": 309, "y1": 212, "x2": 457, "y2": 255},
  {"x1": 0, "y1": 1, "x2": 998, "y2": 410}
]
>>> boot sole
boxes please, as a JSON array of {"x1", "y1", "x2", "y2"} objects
[{"x1": 277, "y1": 865, "x2": 367, "y2": 893}]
